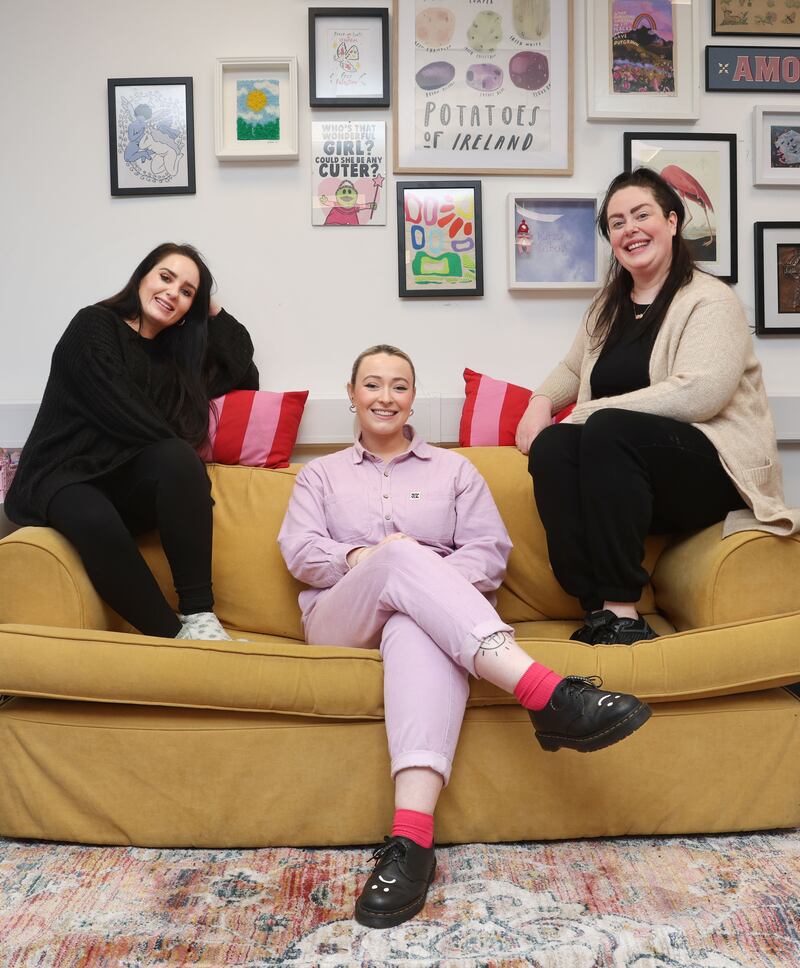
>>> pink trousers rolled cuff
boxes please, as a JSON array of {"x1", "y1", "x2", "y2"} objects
[{"x1": 302, "y1": 540, "x2": 511, "y2": 785}]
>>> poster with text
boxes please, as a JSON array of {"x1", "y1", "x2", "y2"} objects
[
  {"x1": 312, "y1": 121, "x2": 387, "y2": 226},
  {"x1": 395, "y1": 0, "x2": 571, "y2": 173}
]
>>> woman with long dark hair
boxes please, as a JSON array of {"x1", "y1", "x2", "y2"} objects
[
  {"x1": 6, "y1": 242, "x2": 258, "y2": 640},
  {"x1": 516, "y1": 168, "x2": 798, "y2": 645}
]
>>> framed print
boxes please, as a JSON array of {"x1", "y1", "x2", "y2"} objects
[
  {"x1": 396, "y1": 181, "x2": 483, "y2": 297},
  {"x1": 753, "y1": 105, "x2": 800, "y2": 186},
  {"x1": 309, "y1": 8, "x2": 390, "y2": 107},
  {"x1": 754, "y1": 223, "x2": 800, "y2": 335},
  {"x1": 712, "y1": 1, "x2": 800, "y2": 38},
  {"x1": 706, "y1": 46, "x2": 800, "y2": 92},
  {"x1": 586, "y1": 1, "x2": 699, "y2": 121},
  {"x1": 215, "y1": 57, "x2": 298, "y2": 161},
  {"x1": 508, "y1": 193, "x2": 605, "y2": 291},
  {"x1": 311, "y1": 121, "x2": 387, "y2": 224},
  {"x1": 624, "y1": 133, "x2": 738, "y2": 283},
  {"x1": 393, "y1": 0, "x2": 572, "y2": 175},
  {"x1": 107, "y1": 77, "x2": 194, "y2": 196}
]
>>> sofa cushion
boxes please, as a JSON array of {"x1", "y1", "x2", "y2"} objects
[
  {"x1": 459, "y1": 368, "x2": 573, "y2": 447},
  {"x1": 2, "y1": 612, "x2": 799, "y2": 717},
  {"x1": 200, "y1": 389, "x2": 309, "y2": 469}
]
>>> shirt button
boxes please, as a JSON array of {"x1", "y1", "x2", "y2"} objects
[
  {"x1": 383, "y1": 470, "x2": 389, "y2": 477},
  {"x1": 383, "y1": 494, "x2": 389, "y2": 499},
  {"x1": 384, "y1": 514, "x2": 391, "y2": 520}
]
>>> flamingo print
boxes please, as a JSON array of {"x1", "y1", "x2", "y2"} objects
[{"x1": 659, "y1": 165, "x2": 715, "y2": 248}]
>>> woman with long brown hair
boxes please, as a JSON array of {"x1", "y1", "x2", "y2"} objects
[
  {"x1": 6, "y1": 242, "x2": 258, "y2": 640},
  {"x1": 518, "y1": 168, "x2": 798, "y2": 645}
]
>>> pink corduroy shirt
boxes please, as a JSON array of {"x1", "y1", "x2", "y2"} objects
[{"x1": 278, "y1": 429, "x2": 513, "y2": 622}]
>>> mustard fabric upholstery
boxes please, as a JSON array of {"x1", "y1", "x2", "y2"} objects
[
  {"x1": 1, "y1": 448, "x2": 799, "y2": 847},
  {"x1": 0, "y1": 690, "x2": 796, "y2": 848}
]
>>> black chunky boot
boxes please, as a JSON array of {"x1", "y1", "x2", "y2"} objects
[
  {"x1": 354, "y1": 836, "x2": 436, "y2": 929},
  {"x1": 530, "y1": 675, "x2": 652, "y2": 752}
]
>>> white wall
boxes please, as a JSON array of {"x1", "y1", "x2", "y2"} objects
[{"x1": 1, "y1": 3, "x2": 798, "y2": 414}]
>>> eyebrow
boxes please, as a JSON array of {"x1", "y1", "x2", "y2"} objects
[
  {"x1": 608, "y1": 202, "x2": 653, "y2": 220},
  {"x1": 159, "y1": 267, "x2": 197, "y2": 292},
  {"x1": 361, "y1": 374, "x2": 409, "y2": 382}
]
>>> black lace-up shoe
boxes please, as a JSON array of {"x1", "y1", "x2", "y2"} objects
[
  {"x1": 570, "y1": 609, "x2": 618, "y2": 643},
  {"x1": 354, "y1": 836, "x2": 436, "y2": 929},
  {"x1": 530, "y1": 675, "x2": 652, "y2": 752},
  {"x1": 592, "y1": 616, "x2": 660, "y2": 645}
]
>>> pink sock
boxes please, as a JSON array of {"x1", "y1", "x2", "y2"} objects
[
  {"x1": 513, "y1": 662, "x2": 563, "y2": 711},
  {"x1": 392, "y1": 808, "x2": 434, "y2": 848}
]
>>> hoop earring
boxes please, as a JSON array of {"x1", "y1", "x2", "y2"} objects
[
  {"x1": 409, "y1": 408, "x2": 415, "y2": 416},
  {"x1": 177, "y1": 318, "x2": 186, "y2": 327},
  {"x1": 349, "y1": 403, "x2": 356, "y2": 413}
]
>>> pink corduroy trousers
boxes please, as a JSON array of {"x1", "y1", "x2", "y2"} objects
[{"x1": 303, "y1": 540, "x2": 512, "y2": 784}]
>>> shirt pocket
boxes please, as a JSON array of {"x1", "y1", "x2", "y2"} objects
[
  {"x1": 401, "y1": 490, "x2": 457, "y2": 545},
  {"x1": 323, "y1": 493, "x2": 372, "y2": 543}
]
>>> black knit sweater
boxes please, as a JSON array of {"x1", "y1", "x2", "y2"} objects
[{"x1": 6, "y1": 305, "x2": 258, "y2": 526}]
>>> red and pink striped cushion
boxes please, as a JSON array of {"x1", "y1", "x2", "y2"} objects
[
  {"x1": 201, "y1": 389, "x2": 308, "y2": 468},
  {"x1": 459, "y1": 368, "x2": 573, "y2": 446}
]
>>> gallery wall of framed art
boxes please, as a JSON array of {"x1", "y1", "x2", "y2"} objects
[{"x1": 5, "y1": 0, "x2": 800, "y2": 435}]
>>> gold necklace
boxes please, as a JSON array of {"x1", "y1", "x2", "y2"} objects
[{"x1": 632, "y1": 301, "x2": 651, "y2": 321}]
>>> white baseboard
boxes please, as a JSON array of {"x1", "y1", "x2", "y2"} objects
[{"x1": 3, "y1": 395, "x2": 800, "y2": 449}]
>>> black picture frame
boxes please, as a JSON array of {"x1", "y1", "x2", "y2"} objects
[
  {"x1": 754, "y1": 222, "x2": 800, "y2": 336},
  {"x1": 624, "y1": 131, "x2": 738, "y2": 284},
  {"x1": 712, "y1": 1, "x2": 800, "y2": 39},
  {"x1": 396, "y1": 180, "x2": 483, "y2": 298},
  {"x1": 308, "y1": 7, "x2": 390, "y2": 107},
  {"x1": 107, "y1": 77, "x2": 195, "y2": 197}
]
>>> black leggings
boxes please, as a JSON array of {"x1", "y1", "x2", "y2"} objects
[
  {"x1": 47, "y1": 438, "x2": 213, "y2": 637},
  {"x1": 528, "y1": 409, "x2": 747, "y2": 611}
]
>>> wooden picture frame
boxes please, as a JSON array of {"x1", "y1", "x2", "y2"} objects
[
  {"x1": 215, "y1": 57, "x2": 298, "y2": 161},
  {"x1": 586, "y1": 1, "x2": 699, "y2": 121},
  {"x1": 396, "y1": 181, "x2": 483, "y2": 297},
  {"x1": 624, "y1": 132, "x2": 738, "y2": 283},
  {"x1": 507, "y1": 193, "x2": 605, "y2": 291},
  {"x1": 754, "y1": 222, "x2": 800, "y2": 335},
  {"x1": 393, "y1": 0, "x2": 572, "y2": 175},
  {"x1": 107, "y1": 77, "x2": 195, "y2": 196},
  {"x1": 308, "y1": 7, "x2": 390, "y2": 107}
]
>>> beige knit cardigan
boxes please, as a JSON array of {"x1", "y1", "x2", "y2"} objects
[{"x1": 535, "y1": 271, "x2": 800, "y2": 537}]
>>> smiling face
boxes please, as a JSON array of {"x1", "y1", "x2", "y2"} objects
[
  {"x1": 137, "y1": 254, "x2": 200, "y2": 337},
  {"x1": 606, "y1": 185, "x2": 678, "y2": 287},
  {"x1": 335, "y1": 182, "x2": 359, "y2": 209},
  {"x1": 348, "y1": 353, "x2": 416, "y2": 451}
]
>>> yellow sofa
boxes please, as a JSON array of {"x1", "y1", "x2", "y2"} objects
[{"x1": 1, "y1": 447, "x2": 799, "y2": 848}]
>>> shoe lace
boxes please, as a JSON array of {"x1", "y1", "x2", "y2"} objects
[
  {"x1": 563, "y1": 674, "x2": 604, "y2": 692},
  {"x1": 371, "y1": 836, "x2": 407, "y2": 864}
]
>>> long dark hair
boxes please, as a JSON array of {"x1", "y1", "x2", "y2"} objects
[
  {"x1": 99, "y1": 242, "x2": 213, "y2": 446},
  {"x1": 589, "y1": 168, "x2": 695, "y2": 350}
]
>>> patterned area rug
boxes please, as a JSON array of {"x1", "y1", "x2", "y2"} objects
[{"x1": 1, "y1": 832, "x2": 799, "y2": 966}]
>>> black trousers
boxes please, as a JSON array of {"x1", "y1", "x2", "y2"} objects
[
  {"x1": 47, "y1": 438, "x2": 214, "y2": 637},
  {"x1": 528, "y1": 409, "x2": 747, "y2": 612}
]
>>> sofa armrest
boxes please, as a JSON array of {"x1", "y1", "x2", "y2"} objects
[
  {"x1": 0, "y1": 527, "x2": 117, "y2": 631},
  {"x1": 652, "y1": 523, "x2": 800, "y2": 631}
]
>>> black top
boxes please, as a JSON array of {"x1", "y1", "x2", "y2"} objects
[
  {"x1": 590, "y1": 304, "x2": 655, "y2": 400},
  {"x1": 6, "y1": 306, "x2": 258, "y2": 526}
]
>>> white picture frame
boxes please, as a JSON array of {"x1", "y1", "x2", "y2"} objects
[
  {"x1": 394, "y1": 0, "x2": 573, "y2": 175},
  {"x1": 586, "y1": 1, "x2": 699, "y2": 122},
  {"x1": 507, "y1": 193, "x2": 606, "y2": 291},
  {"x1": 215, "y1": 56, "x2": 298, "y2": 161},
  {"x1": 753, "y1": 105, "x2": 800, "y2": 187}
]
